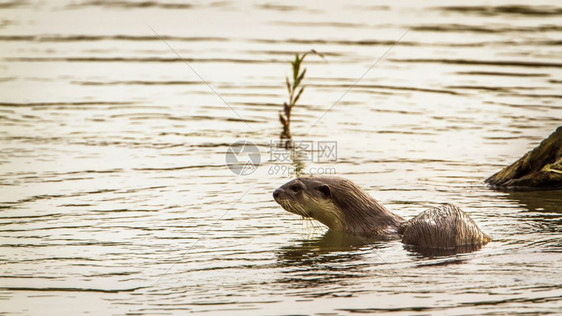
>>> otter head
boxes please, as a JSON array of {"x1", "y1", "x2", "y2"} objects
[
  {"x1": 273, "y1": 176, "x2": 404, "y2": 235},
  {"x1": 273, "y1": 176, "x2": 346, "y2": 231}
]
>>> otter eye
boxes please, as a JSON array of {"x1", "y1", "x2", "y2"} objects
[
  {"x1": 316, "y1": 184, "x2": 331, "y2": 198},
  {"x1": 290, "y1": 185, "x2": 301, "y2": 193}
]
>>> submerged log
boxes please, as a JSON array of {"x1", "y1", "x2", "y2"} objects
[{"x1": 486, "y1": 126, "x2": 562, "y2": 190}]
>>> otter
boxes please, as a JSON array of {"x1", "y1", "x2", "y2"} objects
[{"x1": 273, "y1": 176, "x2": 491, "y2": 249}]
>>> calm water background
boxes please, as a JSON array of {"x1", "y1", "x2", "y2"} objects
[{"x1": 1, "y1": 0, "x2": 561, "y2": 314}]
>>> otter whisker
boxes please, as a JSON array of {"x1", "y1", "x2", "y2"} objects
[
  {"x1": 291, "y1": 203, "x2": 310, "y2": 218},
  {"x1": 309, "y1": 219, "x2": 324, "y2": 233}
]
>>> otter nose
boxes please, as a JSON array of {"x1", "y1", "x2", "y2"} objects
[{"x1": 273, "y1": 188, "x2": 281, "y2": 199}]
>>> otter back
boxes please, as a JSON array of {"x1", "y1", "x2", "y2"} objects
[{"x1": 400, "y1": 204, "x2": 491, "y2": 249}]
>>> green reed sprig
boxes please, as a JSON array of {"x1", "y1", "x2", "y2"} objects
[{"x1": 279, "y1": 49, "x2": 324, "y2": 140}]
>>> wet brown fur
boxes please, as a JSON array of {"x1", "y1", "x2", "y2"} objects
[{"x1": 273, "y1": 176, "x2": 491, "y2": 249}]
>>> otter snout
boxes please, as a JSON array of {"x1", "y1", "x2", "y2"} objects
[{"x1": 272, "y1": 188, "x2": 282, "y2": 201}]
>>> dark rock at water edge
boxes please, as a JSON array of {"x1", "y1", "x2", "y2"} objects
[{"x1": 486, "y1": 126, "x2": 562, "y2": 190}]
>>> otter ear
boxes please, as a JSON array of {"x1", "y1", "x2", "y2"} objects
[{"x1": 316, "y1": 184, "x2": 331, "y2": 198}]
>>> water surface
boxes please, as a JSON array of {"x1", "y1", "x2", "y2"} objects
[{"x1": 1, "y1": 0, "x2": 561, "y2": 314}]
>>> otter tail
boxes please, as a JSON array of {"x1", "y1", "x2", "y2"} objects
[{"x1": 400, "y1": 204, "x2": 491, "y2": 249}]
